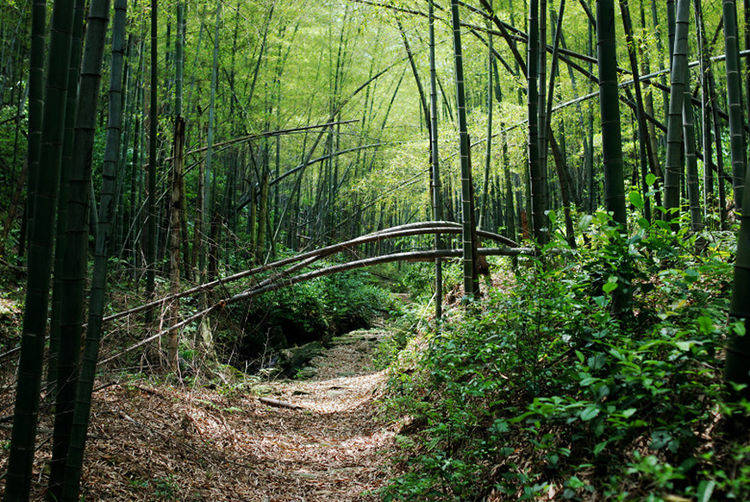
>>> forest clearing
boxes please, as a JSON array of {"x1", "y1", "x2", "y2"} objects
[{"x1": 2, "y1": 0, "x2": 750, "y2": 500}]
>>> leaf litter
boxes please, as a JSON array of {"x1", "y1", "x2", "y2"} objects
[{"x1": 0, "y1": 328, "x2": 397, "y2": 500}]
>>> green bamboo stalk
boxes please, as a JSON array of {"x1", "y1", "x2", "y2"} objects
[
  {"x1": 256, "y1": 166, "x2": 269, "y2": 263},
  {"x1": 678, "y1": 1, "x2": 702, "y2": 231},
  {"x1": 650, "y1": 0, "x2": 668, "y2": 150},
  {"x1": 396, "y1": 17, "x2": 430, "y2": 139},
  {"x1": 528, "y1": 0, "x2": 547, "y2": 243},
  {"x1": 167, "y1": 1, "x2": 185, "y2": 368},
  {"x1": 664, "y1": 0, "x2": 691, "y2": 217},
  {"x1": 694, "y1": 0, "x2": 715, "y2": 220},
  {"x1": 552, "y1": 7, "x2": 593, "y2": 209},
  {"x1": 723, "y1": 0, "x2": 747, "y2": 210},
  {"x1": 537, "y1": 0, "x2": 548, "y2": 211},
  {"x1": 130, "y1": 46, "x2": 145, "y2": 280},
  {"x1": 60, "y1": 0, "x2": 127, "y2": 498},
  {"x1": 175, "y1": 2, "x2": 184, "y2": 118},
  {"x1": 683, "y1": 99, "x2": 703, "y2": 231},
  {"x1": 587, "y1": 21, "x2": 595, "y2": 213},
  {"x1": 47, "y1": 0, "x2": 85, "y2": 396},
  {"x1": 480, "y1": 19, "x2": 494, "y2": 230},
  {"x1": 449, "y1": 0, "x2": 479, "y2": 298},
  {"x1": 145, "y1": 0, "x2": 158, "y2": 315},
  {"x1": 668, "y1": 0, "x2": 676, "y2": 68},
  {"x1": 202, "y1": 0, "x2": 221, "y2": 274},
  {"x1": 708, "y1": 65, "x2": 727, "y2": 229},
  {"x1": 46, "y1": 0, "x2": 88, "y2": 493},
  {"x1": 619, "y1": 0, "x2": 653, "y2": 222},
  {"x1": 544, "y1": 1, "x2": 576, "y2": 248},
  {"x1": 745, "y1": 0, "x2": 750, "y2": 140},
  {"x1": 596, "y1": 0, "x2": 629, "y2": 312},
  {"x1": 22, "y1": 0, "x2": 45, "y2": 265},
  {"x1": 4, "y1": 0, "x2": 79, "y2": 498},
  {"x1": 115, "y1": 35, "x2": 133, "y2": 250},
  {"x1": 429, "y1": 0, "x2": 443, "y2": 319},
  {"x1": 727, "y1": 72, "x2": 750, "y2": 401},
  {"x1": 639, "y1": 0, "x2": 662, "y2": 189},
  {"x1": 502, "y1": 123, "x2": 516, "y2": 242}
]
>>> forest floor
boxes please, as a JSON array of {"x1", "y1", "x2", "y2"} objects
[{"x1": 0, "y1": 327, "x2": 398, "y2": 501}]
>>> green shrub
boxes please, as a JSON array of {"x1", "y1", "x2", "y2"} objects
[
  {"x1": 219, "y1": 268, "x2": 394, "y2": 367},
  {"x1": 381, "y1": 214, "x2": 749, "y2": 501}
]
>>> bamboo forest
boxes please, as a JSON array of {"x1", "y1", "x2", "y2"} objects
[{"x1": 3, "y1": 0, "x2": 750, "y2": 499}]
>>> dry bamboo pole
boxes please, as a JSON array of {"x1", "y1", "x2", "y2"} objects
[
  {"x1": 149, "y1": 120, "x2": 358, "y2": 167},
  {"x1": 100, "y1": 246, "x2": 535, "y2": 366},
  {"x1": 92, "y1": 222, "x2": 519, "y2": 325},
  {"x1": 235, "y1": 143, "x2": 383, "y2": 210}
]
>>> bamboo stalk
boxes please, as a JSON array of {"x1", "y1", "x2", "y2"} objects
[
  {"x1": 56, "y1": 0, "x2": 127, "y2": 498},
  {"x1": 93, "y1": 222, "x2": 518, "y2": 325},
  {"x1": 100, "y1": 246, "x2": 535, "y2": 366},
  {"x1": 4, "y1": 0, "x2": 81, "y2": 497}
]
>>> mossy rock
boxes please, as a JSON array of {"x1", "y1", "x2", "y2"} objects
[
  {"x1": 279, "y1": 341, "x2": 324, "y2": 375},
  {"x1": 295, "y1": 367, "x2": 317, "y2": 380},
  {"x1": 250, "y1": 384, "x2": 275, "y2": 396}
]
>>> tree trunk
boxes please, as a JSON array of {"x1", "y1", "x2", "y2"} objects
[
  {"x1": 4, "y1": 0, "x2": 80, "y2": 498},
  {"x1": 59, "y1": 1, "x2": 127, "y2": 498},
  {"x1": 449, "y1": 0, "x2": 479, "y2": 298},
  {"x1": 596, "y1": 0, "x2": 629, "y2": 314},
  {"x1": 429, "y1": 0, "x2": 443, "y2": 319},
  {"x1": 723, "y1": 0, "x2": 747, "y2": 210}
]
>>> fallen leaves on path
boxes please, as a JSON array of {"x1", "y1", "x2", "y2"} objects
[{"x1": 0, "y1": 329, "x2": 397, "y2": 501}]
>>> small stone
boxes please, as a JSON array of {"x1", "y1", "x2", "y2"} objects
[{"x1": 295, "y1": 367, "x2": 317, "y2": 379}]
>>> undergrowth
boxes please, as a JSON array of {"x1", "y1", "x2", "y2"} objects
[
  {"x1": 381, "y1": 211, "x2": 750, "y2": 501},
  {"x1": 220, "y1": 269, "x2": 394, "y2": 367}
]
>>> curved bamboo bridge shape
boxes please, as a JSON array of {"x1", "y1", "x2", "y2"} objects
[{"x1": 1, "y1": 222, "x2": 531, "y2": 365}]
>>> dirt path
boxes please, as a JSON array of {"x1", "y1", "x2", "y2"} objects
[{"x1": 53, "y1": 328, "x2": 397, "y2": 501}]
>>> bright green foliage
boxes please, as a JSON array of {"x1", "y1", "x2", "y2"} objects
[
  {"x1": 381, "y1": 217, "x2": 747, "y2": 500},
  {"x1": 220, "y1": 269, "x2": 393, "y2": 366}
]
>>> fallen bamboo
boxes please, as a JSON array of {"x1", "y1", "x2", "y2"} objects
[
  {"x1": 258, "y1": 397, "x2": 305, "y2": 410},
  {"x1": 153, "y1": 120, "x2": 358, "y2": 165},
  {"x1": 0, "y1": 346, "x2": 19, "y2": 360},
  {"x1": 99, "y1": 222, "x2": 518, "y2": 324},
  {"x1": 99, "y1": 246, "x2": 532, "y2": 365},
  {"x1": 1, "y1": 225, "x2": 520, "y2": 365}
]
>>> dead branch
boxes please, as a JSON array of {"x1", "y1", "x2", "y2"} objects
[
  {"x1": 100, "y1": 222, "x2": 518, "y2": 324},
  {"x1": 258, "y1": 397, "x2": 305, "y2": 410},
  {"x1": 100, "y1": 246, "x2": 533, "y2": 366}
]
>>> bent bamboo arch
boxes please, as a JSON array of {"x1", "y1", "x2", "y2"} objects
[
  {"x1": 0, "y1": 222, "x2": 528, "y2": 363},
  {"x1": 95, "y1": 222, "x2": 531, "y2": 365}
]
